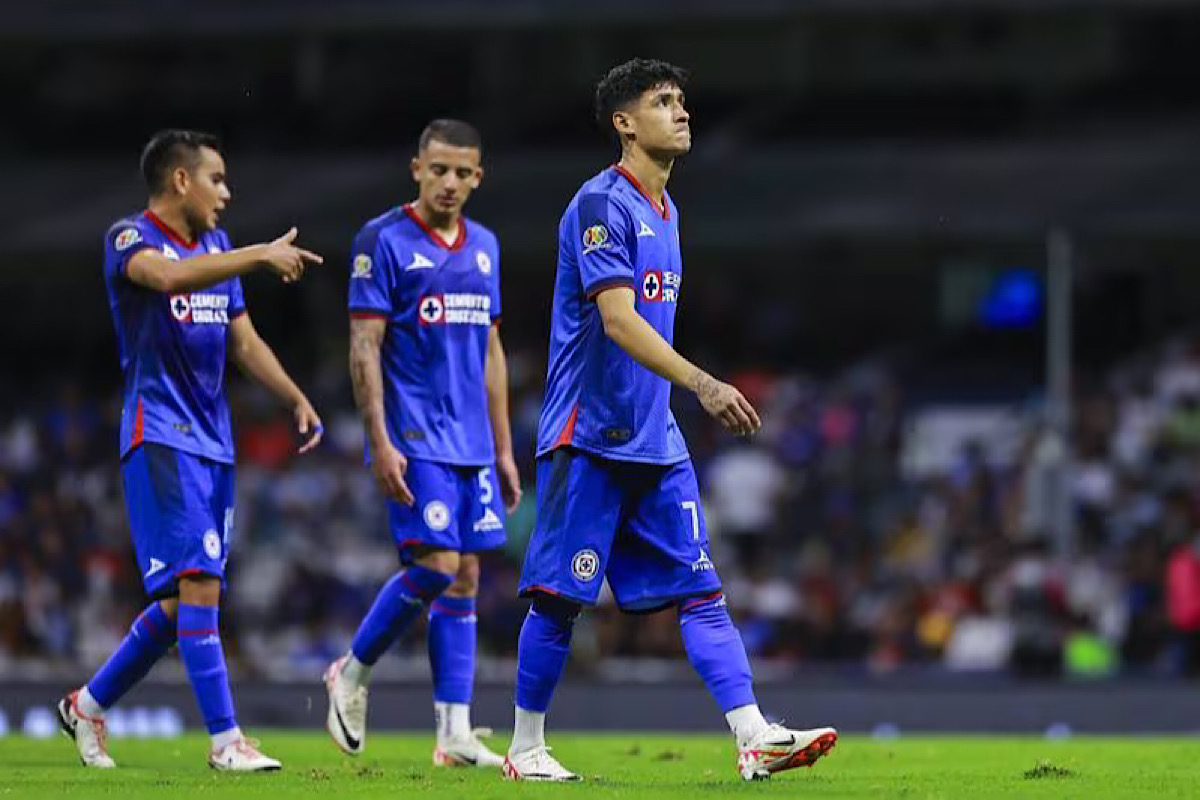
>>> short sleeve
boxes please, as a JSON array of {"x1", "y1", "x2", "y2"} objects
[
  {"x1": 228, "y1": 277, "x2": 246, "y2": 318},
  {"x1": 348, "y1": 225, "x2": 395, "y2": 318},
  {"x1": 575, "y1": 193, "x2": 635, "y2": 300},
  {"x1": 103, "y1": 220, "x2": 155, "y2": 281}
]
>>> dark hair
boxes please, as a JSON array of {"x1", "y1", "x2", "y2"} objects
[
  {"x1": 418, "y1": 119, "x2": 482, "y2": 152},
  {"x1": 140, "y1": 129, "x2": 221, "y2": 195},
  {"x1": 594, "y1": 58, "x2": 689, "y2": 141}
]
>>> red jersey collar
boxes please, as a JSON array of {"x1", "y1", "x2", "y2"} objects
[
  {"x1": 402, "y1": 203, "x2": 466, "y2": 251},
  {"x1": 612, "y1": 164, "x2": 670, "y2": 221},
  {"x1": 143, "y1": 210, "x2": 199, "y2": 249}
]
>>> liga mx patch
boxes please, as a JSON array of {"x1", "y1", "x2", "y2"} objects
[
  {"x1": 114, "y1": 228, "x2": 142, "y2": 251},
  {"x1": 352, "y1": 253, "x2": 372, "y2": 279},
  {"x1": 582, "y1": 224, "x2": 609, "y2": 254},
  {"x1": 572, "y1": 548, "x2": 600, "y2": 582}
]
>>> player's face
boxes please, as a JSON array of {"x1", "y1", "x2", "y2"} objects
[
  {"x1": 618, "y1": 83, "x2": 691, "y2": 158},
  {"x1": 180, "y1": 146, "x2": 231, "y2": 233},
  {"x1": 411, "y1": 140, "x2": 482, "y2": 219}
]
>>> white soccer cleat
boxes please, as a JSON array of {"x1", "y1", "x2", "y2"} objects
[
  {"x1": 502, "y1": 745, "x2": 581, "y2": 782},
  {"x1": 324, "y1": 656, "x2": 368, "y2": 755},
  {"x1": 208, "y1": 738, "x2": 282, "y2": 771},
  {"x1": 57, "y1": 690, "x2": 116, "y2": 768},
  {"x1": 737, "y1": 724, "x2": 837, "y2": 781},
  {"x1": 433, "y1": 726, "x2": 506, "y2": 768}
]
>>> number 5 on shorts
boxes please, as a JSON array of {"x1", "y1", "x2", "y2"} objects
[{"x1": 479, "y1": 467, "x2": 494, "y2": 505}]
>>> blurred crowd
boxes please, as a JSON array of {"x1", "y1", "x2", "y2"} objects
[{"x1": 5, "y1": 335, "x2": 1200, "y2": 683}]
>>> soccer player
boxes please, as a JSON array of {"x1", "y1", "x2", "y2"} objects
[
  {"x1": 324, "y1": 119, "x2": 519, "y2": 769},
  {"x1": 58, "y1": 129, "x2": 324, "y2": 771},
  {"x1": 503, "y1": 59, "x2": 838, "y2": 782}
]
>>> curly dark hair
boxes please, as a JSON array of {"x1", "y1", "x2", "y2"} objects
[{"x1": 594, "y1": 58, "x2": 689, "y2": 144}]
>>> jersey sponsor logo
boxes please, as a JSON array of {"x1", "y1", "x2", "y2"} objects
[
  {"x1": 170, "y1": 292, "x2": 231, "y2": 324},
  {"x1": 115, "y1": 228, "x2": 142, "y2": 251},
  {"x1": 162, "y1": 245, "x2": 180, "y2": 261},
  {"x1": 582, "y1": 224, "x2": 609, "y2": 254},
  {"x1": 571, "y1": 549, "x2": 600, "y2": 581},
  {"x1": 642, "y1": 269, "x2": 680, "y2": 303},
  {"x1": 636, "y1": 220, "x2": 656, "y2": 238},
  {"x1": 424, "y1": 500, "x2": 451, "y2": 532},
  {"x1": 144, "y1": 557, "x2": 166, "y2": 578},
  {"x1": 473, "y1": 507, "x2": 503, "y2": 533},
  {"x1": 203, "y1": 529, "x2": 222, "y2": 560},
  {"x1": 352, "y1": 253, "x2": 373, "y2": 278},
  {"x1": 418, "y1": 293, "x2": 491, "y2": 326},
  {"x1": 476, "y1": 250, "x2": 492, "y2": 275},
  {"x1": 405, "y1": 252, "x2": 436, "y2": 271}
]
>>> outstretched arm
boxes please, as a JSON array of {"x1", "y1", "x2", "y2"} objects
[
  {"x1": 126, "y1": 227, "x2": 322, "y2": 294},
  {"x1": 228, "y1": 313, "x2": 322, "y2": 453},
  {"x1": 485, "y1": 323, "x2": 521, "y2": 511},
  {"x1": 594, "y1": 286, "x2": 760, "y2": 436}
]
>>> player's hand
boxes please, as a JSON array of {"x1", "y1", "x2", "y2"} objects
[
  {"x1": 262, "y1": 227, "x2": 323, "y2": 283},
  {"x1": 497, "y1": 452, "x2": 522, "y2": 512},
  {"x1": 372, "y1": 438, "x2": 414, "y2": 506},
  {"x1": 294, "y1": 399, "x2": 323, "y2": 454},
  {"x1": 690, "y1": 370, "x2": 761, "y2": 436}
]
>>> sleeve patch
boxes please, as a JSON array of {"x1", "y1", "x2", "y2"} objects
[{"x1": 114, "y1": 228, "x2": 142, "y2": 251}]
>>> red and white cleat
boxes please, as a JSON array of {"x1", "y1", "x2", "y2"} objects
[{"x1": 737, "y1": 725, "x2": 837, "y2": 781}]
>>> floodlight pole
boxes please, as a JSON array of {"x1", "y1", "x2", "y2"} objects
[{"x1": 1046, "y1": 228, "x2": 1074, "y2": 560}]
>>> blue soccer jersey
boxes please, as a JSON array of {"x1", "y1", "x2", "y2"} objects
[
  {"x1": 536, "y1": 165, "x2": 688, "y2": 464},
  {"x1": 103, "y1": 211, "x2": 245, "y2": 464},
  {"x1": 348, "y1": 204, "x2": 501, "y2": 467}
]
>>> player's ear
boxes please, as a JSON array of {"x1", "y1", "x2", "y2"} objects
[
  {"x1": 612, "y1": 110, "x2": 635, "y2": 143},
  {"x1": 410, "y1": 155, "x2": 422, "y2": 183},
  {"x1": 171, "y1": 166, "x2": 190, "y2": 197},
  {"x1": 469, "y1": 165, "x2": 483, "y2": 190}
]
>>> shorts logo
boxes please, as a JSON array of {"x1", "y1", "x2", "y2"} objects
[
  {"x1": 202, "y1": 529, "x2": 222, "y2": 560},
  {"x1": 582, "y1": 224, "x2": 609, "y2": 254},
  {"x1": 424, "y1": 501, "x2": 451, "y2": 532},
  {"x1": 571, "y1": 549, "x2": 600, "y2": 582},
  {"x1": 476, "y1": 250, "x2": 492, "y2": 275},
  {"x1": 642, "y1": 271, "x2": 662, "y2": 301},
  {"x1": 114, "y1": 228, "x2": 141, "y2": 251},
  {"x1": 419, "y1": 295, "x2": 445, "y2": 324},
  {"x1": 352, "y1": 253, "x2": 373, "y2": 279}
]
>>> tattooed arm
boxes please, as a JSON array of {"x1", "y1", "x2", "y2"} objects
[
  {"x1": 593, "y1": 286, "x2": 760, "y2": 436},
  {"x1": 349, "y1": 316, "x2": 413, "y2": 504}
]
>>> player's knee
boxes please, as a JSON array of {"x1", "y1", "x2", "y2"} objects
[
  {"x1": 445, "y1": 555, "x2": 480, "y2": 597},
  {"x1": 413, "y1": 547, "x2": 460, "y2": 579},
  {"x1": 177, "y1": 575, "x2": 221, "y2": 607},
  {"x1": 531, "y1": 594, "x2": 582, "y2": 627},
  {"x1": 158, "y1": 597, "x2": 179, "y2": 620}
]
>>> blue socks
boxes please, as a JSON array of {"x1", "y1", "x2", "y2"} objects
[
  {"x1": 352, "y1": 565, "x2": 453, "y2": 665},
  {"x1": 514, "y1": 597, "x2": 578, "y2": 713},
  {"x1": 177, "y1": 603, "x2": 236, "y2": 735},
  {"x1": 679, "y1": 592, "x2": 756, "y2": 713},
  {"x1": 86, "y1": 602, "x2": 175, "y2": 709},
  {"x1": 428, "y1": 595, "x2": 476, "y2": 704}
]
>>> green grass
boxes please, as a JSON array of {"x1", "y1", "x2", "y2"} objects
[{"x1": 2, "y1": 733, "x2": 1199, "y2": 799}]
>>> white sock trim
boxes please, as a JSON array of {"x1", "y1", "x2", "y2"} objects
[
  {"x1": 342, "y1": 653, "x2": 372, "y2": 688},
  {"x1": 211, "y1": 726, "x2": 242, "y2": 751},
  {"x1": 77, "y1": 687, "x2": 105, "y2": 718},
  {"x1": 726, "y1": 704, "x2": 769, "y2": 745}
]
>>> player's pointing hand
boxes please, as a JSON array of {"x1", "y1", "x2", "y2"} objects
[
  {"x1": 691, "y1": 370, "x2": 762, "y2": 437},
  {"x1": 262, "y1": 226, "x2": 323, "y2": 283}
]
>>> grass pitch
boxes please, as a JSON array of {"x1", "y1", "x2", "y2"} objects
[{"x1": 2, "y1": 732, "x2": 1198, "y2": 799}]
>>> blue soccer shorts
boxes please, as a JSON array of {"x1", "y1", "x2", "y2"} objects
[
  {"x1": 387, "y1": 457, "x2": 507, "y2": 564},
  {"x1": 519, "y1": 447, "x2": 721, "y2": 612},
  {"x1": 120, "y1": 442, "x2": 234, "y2": 599}
]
